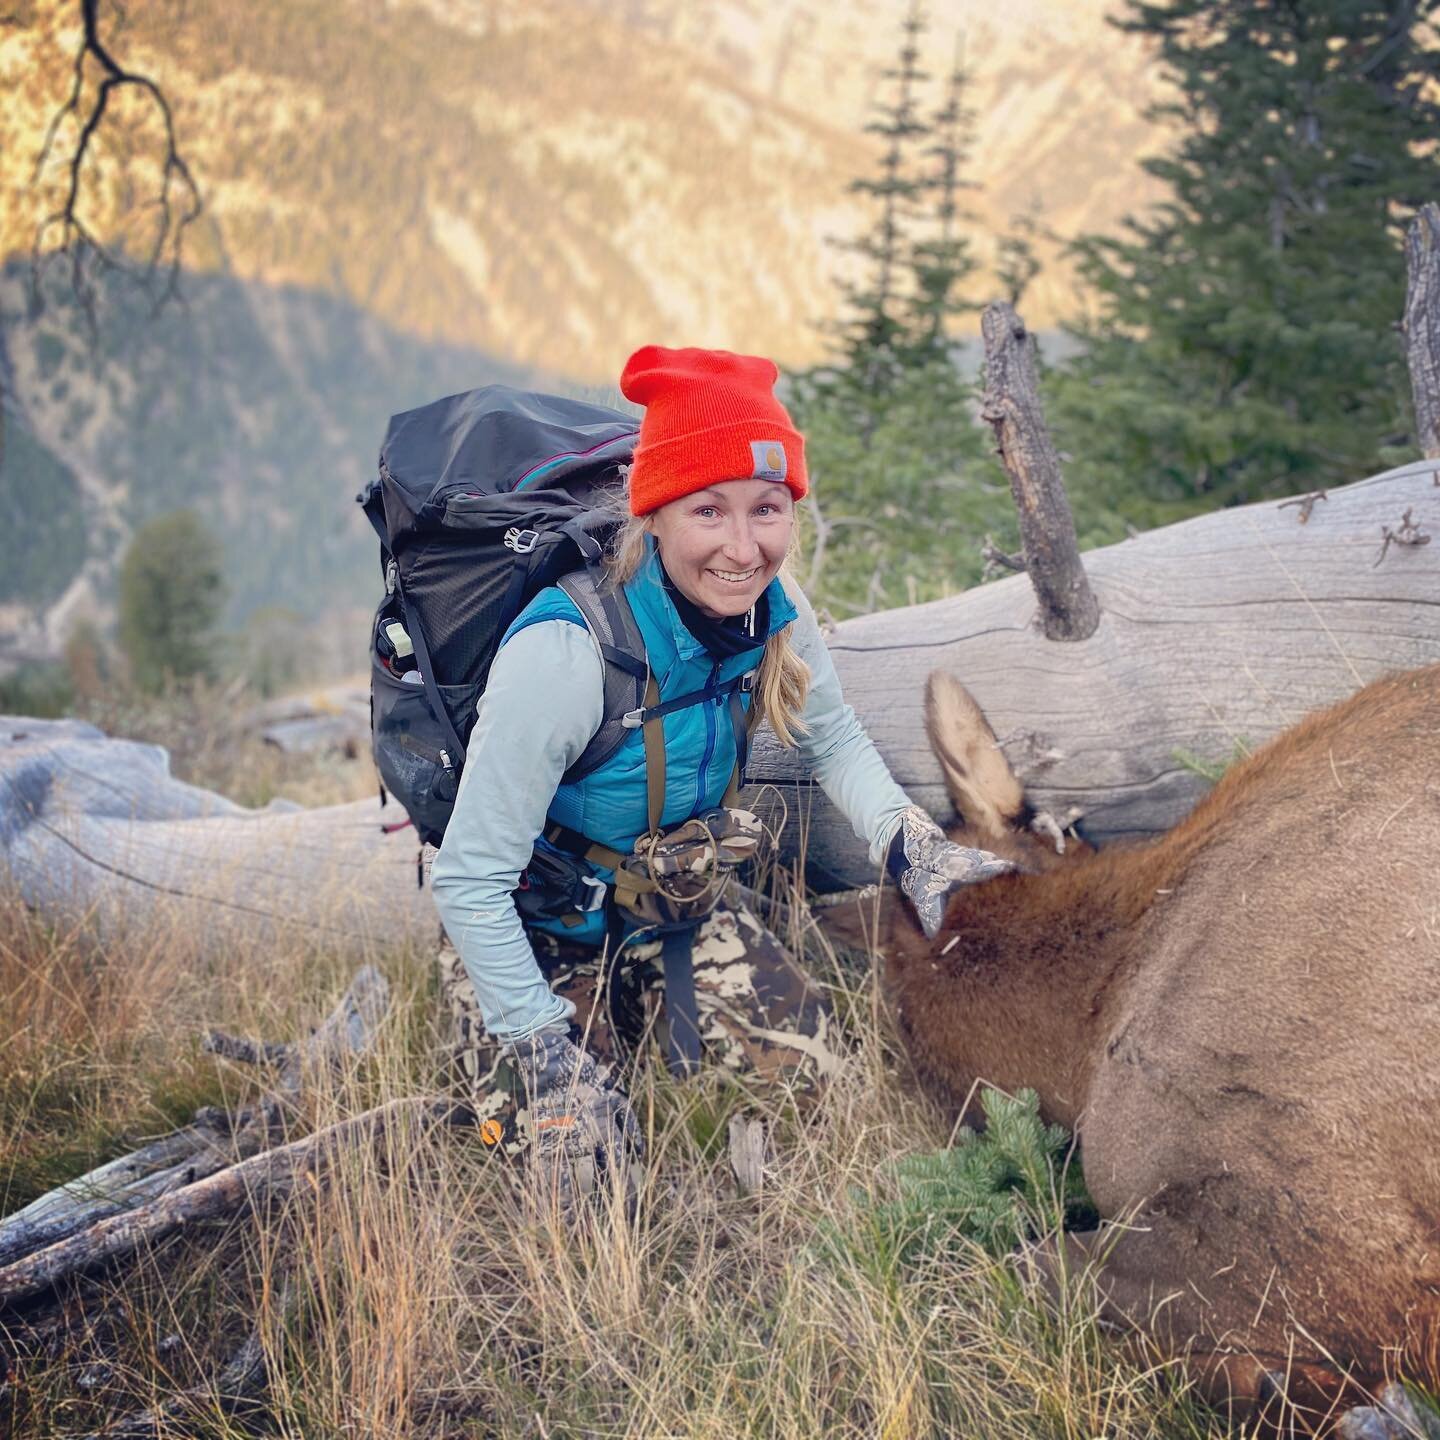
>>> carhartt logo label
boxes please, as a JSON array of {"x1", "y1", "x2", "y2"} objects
[{"x1": 749, "y1": 440, "x2": 788, "y2": 481}]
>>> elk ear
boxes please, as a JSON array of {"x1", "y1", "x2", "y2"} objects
[{"x1": 924, "y1": 671, "x2": 1026, "y2": 843}]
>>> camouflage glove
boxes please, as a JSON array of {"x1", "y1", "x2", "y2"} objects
[
  {"x1": 508, "y1": 1025, "x2": 645, "y2": 1211},
  {"x1": 888, "y1": 805, "x2": 1014, "y2": 940}
]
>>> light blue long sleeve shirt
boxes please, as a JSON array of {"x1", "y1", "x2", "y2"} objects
[{"x1": 430, "y1": 574, "x2": 912, "y2": 1040}]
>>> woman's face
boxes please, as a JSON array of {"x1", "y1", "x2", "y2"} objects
[{"x1": 648, "y1": 479, "x2": 795, "y2": 618}]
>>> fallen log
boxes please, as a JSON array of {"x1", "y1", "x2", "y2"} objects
[
  {"x1": 3, "y1": 466, "x2": 1437, "y2": 916},
  {"x1": 238, "y1": 681, "x2": 370, "y2": 756},
  {"x1": 0, "y1": 715, "x2": 436, "y2": 952},
  {"x1": 0, "y1": 1106, "x2": 279, "y2": 1272},
  {"x1": 749, "y1": 458, "x2": 1440, "y2": 881},
  {"x1": 0, "y1": 1096, "x2": 472, "y2": 1310},
  {"x1": 0, "y1": 967, "x2": 387, "y2": 1272}
]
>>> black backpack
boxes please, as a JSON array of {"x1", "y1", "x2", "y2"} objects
[{"x1": 359, "y1": 385, "x2": 651, "y2": 846}]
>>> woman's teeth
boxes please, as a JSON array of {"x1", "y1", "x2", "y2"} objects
[{"x1": 709, "y1": 567, "x2": 759, "y2": 583}]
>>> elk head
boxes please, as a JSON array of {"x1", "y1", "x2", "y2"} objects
[{"x1": 856, "y1": 673, "x2": 1133, "y2": 1128}]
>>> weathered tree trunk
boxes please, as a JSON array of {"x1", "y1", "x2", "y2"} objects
[
  {"x1": 0, "y1": 717, "x2": 437, "y2": 953},
  {"x1": 3, "y1": 466, "x2": 1437, "y2": 917},
  {"x1": 979, "y1": 301, "x2": 1100, "y2": 641},
  {"x1": 750, "y1": 458, "x2": 1440, "y2": 883},
  {"x1": 1404, "y1": 202, "x2": 1440, "y2": 459}
]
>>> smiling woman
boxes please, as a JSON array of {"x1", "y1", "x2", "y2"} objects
[
  {"x1": 428, "y1": 344, "x2": 1012, "y2": 1206},
  {"x1": 648, "y1": 479, "x2": 794, "y2": 616}
]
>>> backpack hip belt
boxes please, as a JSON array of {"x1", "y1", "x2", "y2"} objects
[{"x1": 544, "y1": 804, "x2": 768, "y2": 928}]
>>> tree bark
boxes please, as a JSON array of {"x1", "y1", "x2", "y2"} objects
[
  {"x1": 0, "y1": 1107, "x2": 279, "y2": 1271},
  {"x1": 0, "y1": 966, "x2": 389, "y2": 1275},
  {"x1": 1404, "y1": 202, "x2": 1440, "y2": 459},
  {"x1": 0, "y1": 720, "x2": 438, "y2": 955},
  {"x1": 749, "y1": 458, "x2": 1440, "y2": 883},
  {"x1": 980, "y1": 300, "x2": 1101, "y2": 640}
]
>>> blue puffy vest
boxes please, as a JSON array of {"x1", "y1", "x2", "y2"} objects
[{"x1": 499, "y1": 543, "x2": 797, "y2": 945}]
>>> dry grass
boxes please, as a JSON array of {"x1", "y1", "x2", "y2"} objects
[
  {"x1": 0, "y1": 881, "x2": 1235, "y2": 1440},
  {"x1": 73, "y1": 677, "x2": 377, "y2": 811}
]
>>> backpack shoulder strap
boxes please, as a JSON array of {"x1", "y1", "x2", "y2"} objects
[{"x1": 557, "y1": 567, "x2": 649, "y2": 785}]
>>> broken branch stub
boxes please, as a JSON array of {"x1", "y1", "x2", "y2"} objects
[
  {"x1": 980, "y1": 301, "x2": 1101, "y2": 641},
  {"x1": 0, "y1": 1098, "x2": 473, "y2": 1310},
  {"x1": 1404, "y1": 203, "x2": 1440, "y2": 460},
  {"x1": 202, "y1": 963, "x2": 390, "y2": 1096},
  {"x1": 0, "y1": 967, "x2": 390, "y2": 1280}
]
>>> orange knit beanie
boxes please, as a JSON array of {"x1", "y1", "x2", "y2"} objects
[{"x1": 619, "y1": 345, "x2": 808, "y2": 516}]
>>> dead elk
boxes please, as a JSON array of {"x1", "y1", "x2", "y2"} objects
[{"x1": 869, "y1": 664, "x2": 1440, "y2": 1430}]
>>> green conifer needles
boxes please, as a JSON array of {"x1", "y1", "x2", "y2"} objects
[
  {"x1": 813, "y1": 1088, "x2": 1095, "y2": 1282},
  {"x1": 117, "y1": 509, "x2": 226, "y2": 694},
  {"x1": 1052, "y1": 0, "x2": 1440, "y2": 508}
]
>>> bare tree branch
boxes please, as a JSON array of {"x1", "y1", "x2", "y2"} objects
[
  {"x1": 1277, "y1": 489, "x2": 1328, "y2": 523},
  {"x1": 980, "y1": 300, "x2": 1101, "y2": 641},
  {"x1": 0, "y1": 1097, "x2": 473, "y2": 1310},
  {"x1": 1374, "y1": 506, "x2": 1431, "y2": 566},
  {"x1": 980, "y1": 534, "x2": 1026, "y2": 578},
  {"x1": 1403, "y1": 202, "x2": 1440, "y2": 459},
  {"x1": 29, "y1": 0, "x2": 202, "y2": 325}
]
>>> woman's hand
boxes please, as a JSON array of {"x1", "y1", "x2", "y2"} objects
[
  {"x1": 889, "y1": 806, "x2": 1014, "y2": 940},
  {"x1": 508, "y1": 1025, "x2": 645, "y2": 1211}
]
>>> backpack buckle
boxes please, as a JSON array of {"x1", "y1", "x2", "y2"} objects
[
  {"x1": 503, "y1": 527, "x2": 540, "y2": 554},
  {"x1": 621, "y1": 707, "x2": 646, "y2": 729},
  {"x1": 739, "y1": 670, "x2": 757, "y2": 694},
  {"x1": 578, "y1": 875, "x2": 608, "y2": 912}
]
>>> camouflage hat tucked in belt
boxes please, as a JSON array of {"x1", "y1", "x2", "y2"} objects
[{"x1": 615, "y1": 807, "x2": 768, "y2": 926}]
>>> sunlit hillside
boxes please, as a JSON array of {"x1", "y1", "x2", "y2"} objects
[
  {"x1": 0, "y1": 0, "x2": 1167, "y2": 666},
  {"x1": 2, "y1": 0, "x2": 1167, "y2": 377}
]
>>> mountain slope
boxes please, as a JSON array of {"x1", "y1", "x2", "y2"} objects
[
  {"x1": 3, "y1": 0, "x2": 1166, "y2": 379},
  {"x1": 0, "y1": 0, "x2": 1168, "y2": 664},
  {"x1": 1, "y1": 265, "x2": 533, "y2": 664}
]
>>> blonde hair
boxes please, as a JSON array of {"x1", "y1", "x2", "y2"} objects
[{"x1": 604, "y1": 499, "x2": 812, "y2": 748}]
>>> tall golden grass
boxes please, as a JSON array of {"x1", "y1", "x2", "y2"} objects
[{"x1": 0, "y1": 875, "x2": 1234, "y2": 1439}]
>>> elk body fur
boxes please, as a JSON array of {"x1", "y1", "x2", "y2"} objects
[{"x1": 875, "y1": 664, "x2": 1440, "y2": 1422}]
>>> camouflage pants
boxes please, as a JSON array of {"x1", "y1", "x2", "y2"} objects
[{"x1": 436, "y1": 901, "x2": 843, "y2": 1156}]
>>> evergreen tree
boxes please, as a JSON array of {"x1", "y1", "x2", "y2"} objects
[
  {"x1": 996, "y1": 205, "x2": 1043, "y2": 309},
  {"x1": 117, "y1": 510, "x2": 226, "y2": 694},
  {"x1": 905, "y1": 40, "x2": 981, "y2": 359},
  {"x1": 785, "y1": 11, "x2": 1009, "y2": 614},
  {"x1": 829, "y1": 0, "x2": 933, "y2": 396},
  {"x1": 814, "y1": 1088, "x2": 1095, "y2": 1280},
  {"x1": 1051, "y1": 0, "x2": 1440, "y2": 517}
]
